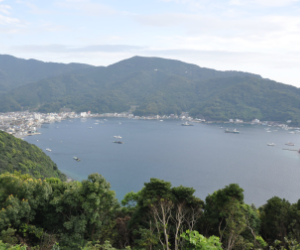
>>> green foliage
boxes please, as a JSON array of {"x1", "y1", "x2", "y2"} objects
[
  {"x1": 0, "y1": 228, "x2": 18, "y2": 245},
  {"x1": 2, "y1": 56, "x2": 300, "y2": 124},
  {"x1": 260, "y1": 197, "x2": 291, "y2": 242},
  {"x1": 181, "y1": 230, "x2": 222, "y2": 250},
  {"x1": 255, "y1": 236, "x2": 268, "y2": 248},
  {"x1": 133, "y1": 228, "x2": 159, "y2": 249},
  {"x1": 81, "y1": 241, "x2": 117, "y2": 250},
  {"x1": 0, "y1": 131, "x2": 66, "y2": 181},
  {"x1": 0, "y1": 240, "x2": 27, "y2": 249},
  {"x1": 0, "y1": 54, "x2": 92, "y2": 94}
]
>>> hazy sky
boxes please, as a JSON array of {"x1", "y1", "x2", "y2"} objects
[{"x1": 1, "y1": 0, "x2": 300, "y2": 86}]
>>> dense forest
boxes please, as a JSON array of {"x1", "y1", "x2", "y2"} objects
[
  {"x1": 2, "y1": 55, "x2": 300, "y2": 125},
  {"x1": 0, "y1": 131, "x2": 66, "y2": 181},
  {"x1": 0, "y1": 147, "x2": 300, "y2": 250},
  {"x1": 0, "y1": 54, "x2": 93, "y2": 95}
]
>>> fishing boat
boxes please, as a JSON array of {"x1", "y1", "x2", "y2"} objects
[
  {"x1": 113, "y1": 136, "x2": 122, "y2": 139},
  {"x1": 113, "y1": 141, "x2": 123, "y2": 144},
  {"x1": 225, "y1": 128, "x2": 240, "y2": 134},
  {"x1": 285, "y1": 142, "x2": 295, "y2": 146},
  {"x1": 46, "y1": 148, "x2": 52, "y2": 152},
  {"x1": 267, "y1": 143, "x2": 276, "y2": 146},
  {"x1": 181, "y1": 121, "x2": 193, "y2": 126},
  {"x1": 73, "y1": 156, "x2": 81, "y2": 162}
]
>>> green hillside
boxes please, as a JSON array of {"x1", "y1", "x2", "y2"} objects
[
  {"x1": 0, "y1": 130, "x2": 66, "y2": 181},
  {"x1": 0, "y1": 54, "x2": 94, "y2": 94},
  {"x1": 1, "y1": 56, "x2": 300, "y2": 124}
]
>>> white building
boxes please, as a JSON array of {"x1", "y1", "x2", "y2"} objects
[
  {"x1": 34, "y1": 113, "x2": 41, "y2": 120},
  {"x1": 252, "y1": 119, "x2": 260, "y2": 123},
  {"x1": 80, "y1": 112, "x2": 87, "y2": 117}
]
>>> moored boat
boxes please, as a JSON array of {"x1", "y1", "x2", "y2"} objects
[
  {"x1": 285, "y1": 142, "x2": 295, "y2": 146},
  {"x1": 113, "y1": 141, "x2": 123, "y2": 144},
  {"x1": 181, "y1": 121, "x2": 193, "y2": 126},
  {"x1": 73, "y1": 156, "x2": 81, "y2": 162},
  {"x1": 225, "y1": 128, "x2": 240, "y2": 134}
]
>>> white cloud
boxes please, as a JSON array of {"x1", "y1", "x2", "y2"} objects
[
  {"x1": 15, "y1": 1, "x2": 54, "y2": 15},
  {"x1": 0, "y1": 14, "x2": 20, "y2": 25},
  {"x1": 0, "y1": 4, "x2": 11, "y2": 14},
  {"x1": 230, "y1": 0, "x2": 300, "y2": 6},
  {"x1": 56, "y1": 0, "x2": 118, "y2": 16},
  {"x1": 11, "y1": 44, "x2": 146, "y2": 53}
]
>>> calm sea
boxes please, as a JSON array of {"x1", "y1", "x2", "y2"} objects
[{"x1": 24, "y1": 118, "x2": 300, "y2": 206}]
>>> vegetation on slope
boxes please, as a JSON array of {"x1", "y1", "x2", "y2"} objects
[
  {"x1": 1, "y1": 56, "x2": 300, "y2": 124},
  {"x1": 1, "y1": 170, "x2": 300, "y2": 250},
  {"x1": 0, "y1": 131, "x2": 66, "y2": 181},
  {"x1": 0, "y1": 54, "x2": 94, "y2": 94}
]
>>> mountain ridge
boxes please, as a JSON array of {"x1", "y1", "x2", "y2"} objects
[{"x1": 1, "y1": 55, "x2": 300, "y2": 124}]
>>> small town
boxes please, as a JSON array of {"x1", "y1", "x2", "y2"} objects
[{"x1": 0, "y1": 110, "x2": 295, "y2": 139}]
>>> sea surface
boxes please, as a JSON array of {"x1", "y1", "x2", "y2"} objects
[{"x1": 25, "y1": 118, "x2": 300, "y2": 206}]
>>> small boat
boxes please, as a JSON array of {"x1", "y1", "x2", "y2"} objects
[
  {"x1": 94, "y1": 123, "x2": 99, "y2": 124},
  {"x1": 113, "y1": 141, "x2": 123, "y2": 144},
  {"x1": 181, "y1": 121, "x2": 193, "y2": 126},
  {"x1": 225, "y1": 128, "x2": 240, "y2": 134},
  {"x1": 288, "y1": 131, "x2": 295, "y2": 134},
  {"x1": 73, "y1": 156, "x2": 81, "y2": 162},
  {"x1": 113, "y1": 136, "x2": 122, "y2": 139},
  {"x1": 267, "y1": 143, "x2": 276, "y2": 146},
  {"x1": 46, "y1": 148, "x2": 52, "y2": 152},
  {"x1": 119, "y1": 122, "x2": 122, "y2": 125},
  {"x1": 159, "y1": 120, "x2": 163, "y2": 122},
  {"x1": 285, "y1": 142, "x2": 295, "y2": 146}
]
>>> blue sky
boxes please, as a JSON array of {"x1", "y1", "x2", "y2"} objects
[{"x1": 1, "y1": 0, "x2": 300, "y2": 86}]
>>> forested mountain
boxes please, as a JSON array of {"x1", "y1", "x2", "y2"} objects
[
  {"x1": 1, "y1": 55, "x2": 300, "y2": 124},
  {"x1": 0, "y1": 54, "x2": 93, "y2": 94},
  {"x1": 0, "y1": 130, "x2": 66, "y2": 181}
]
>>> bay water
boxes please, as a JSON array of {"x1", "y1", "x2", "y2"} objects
[{"x1": 25, "y1": 118, "x2": 300, "y2": 206}]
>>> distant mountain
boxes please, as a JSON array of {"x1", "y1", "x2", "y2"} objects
[
  {"x1": 0, "y1": 54, "x2": 94, "y2": 94},
  {"x1": 1, "y1": 55, "x2": 300, "y2": 124},
  {"x1": 0, "y1": 130, "x2": 66, "y2": 181}
]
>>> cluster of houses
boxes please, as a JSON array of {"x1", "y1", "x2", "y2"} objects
[
  {"x1": 0, "y1": 110, "x2": 295, "y2": 139},
  {"x1": 0, "y1": 111, "x2": 82, "y2": 138}
]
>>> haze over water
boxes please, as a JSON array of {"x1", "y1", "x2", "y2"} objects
[{"x1": 25, "y1": 118, "x2": 300, "y2": 206}]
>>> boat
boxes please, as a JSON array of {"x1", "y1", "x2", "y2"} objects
[
  {"x1": 46, "y1": 148, "x2": 52, "y2": 152},
  {"x1": 113, "y1": 136, "x2": 122, "y2": 139},
  {"x1": 181, "y1": 121, "x2": 193, "y2": 126},
  {"x1": 159, "y1": 120, "x2": 163, "y2": 122},
  {"x1": 288, "y1": 131, "x2": 295, "y2": 134},
  {"x1": 285, "y1": 142, "x2": 295, "y2": 146},
  {"x1": 104, "y1": 119, "x2": 108, "y2": 121},
  {"x1": 73, "y1": 156, "x2": 81, "y2": 162},
  {"x1": 113, "y1": 141, "x2": 123, "y2": 144},
  {"x1": 267, "y1": 143, "x2": 276, "y2": 146},
  {"x1": 88, "y1": 127, "x2": 92, "y2": 129},
  {"x1": 225, "y1": 128, "x2": 240, "y2": 134}
]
